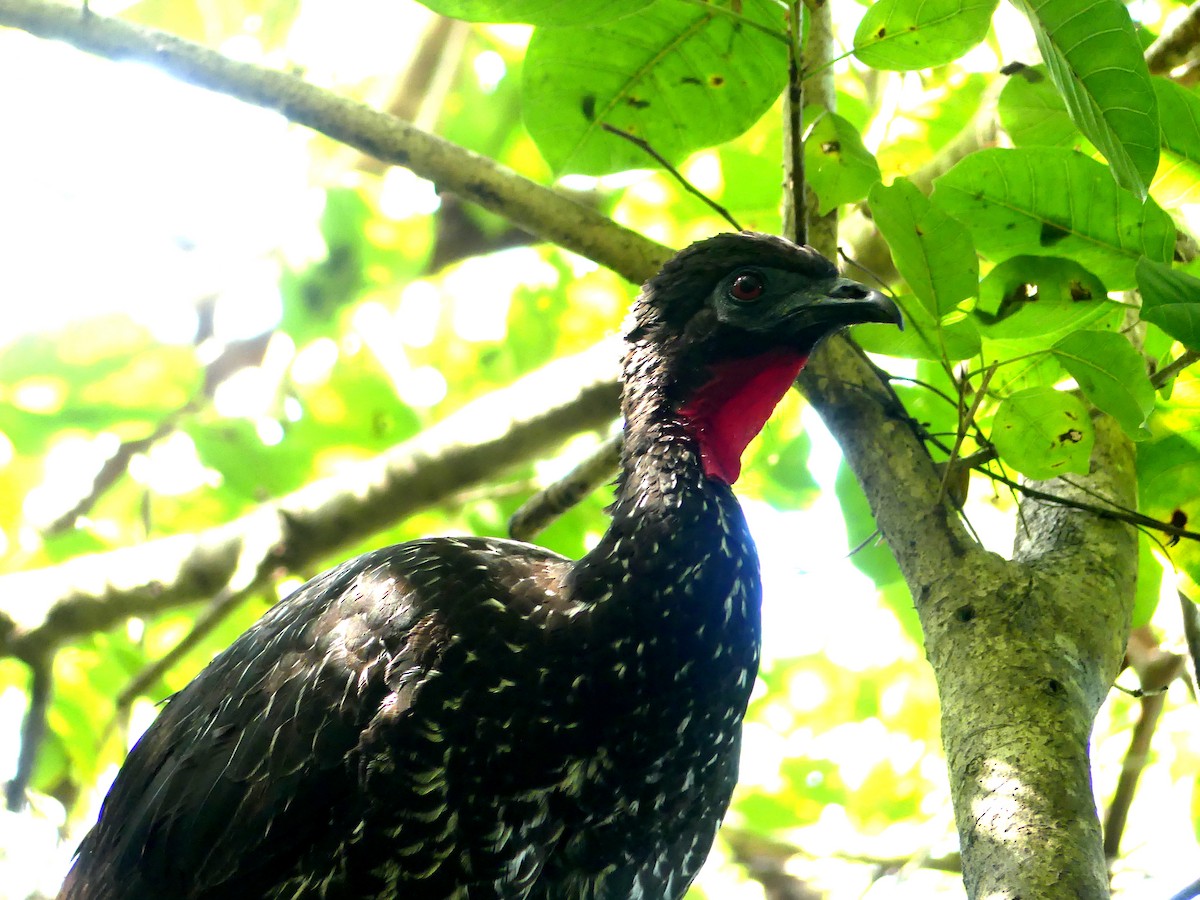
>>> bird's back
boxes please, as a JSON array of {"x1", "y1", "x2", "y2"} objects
[{"x1": 62, "y1": 536, "x2": 584, "y2": 899}]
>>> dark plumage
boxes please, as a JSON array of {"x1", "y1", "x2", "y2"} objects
[{"x1": 60, "y1": 233, "x2": 900, "y2": 900}]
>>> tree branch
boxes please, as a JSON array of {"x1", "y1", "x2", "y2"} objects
[
  {"x1": 930, "y1": 417, "x2": 1137, "y2": 897},
  {"x1": 1146, "y1": 0, "x2": 1200, "y2": 75},
  {"x1": 0, "y1": 343, "x2": 620, "y2": 660},
  {"x1": 4, "y1": 654, "x2": 52, "y2": 812},
  {"x1": 508, "y1": 431, "x2": 622, "y2": 542},
  {"x1": 1102, "y1": 628, "x2": 1185, "y2": 858},
  {"x1": 0, "y1": 0, "x2": 670, "y2": 286}
]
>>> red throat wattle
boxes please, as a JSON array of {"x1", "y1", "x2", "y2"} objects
[{"x1": 677, "y1": 348, "x2": 809, "y2": 484}]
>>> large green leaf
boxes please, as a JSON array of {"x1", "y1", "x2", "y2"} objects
[
  {"x1": 990, "y1": 387, "x2": 1093, "y2": 479},
  {"x1": 1010, "y1": 0, "x2": 1159, "y2": 198},
  {"x1": 867, "y1": 178, "x2": 978, "y2": 315},
  {"x1": 413, "y1": 0, "x2": 652, "y2": 24},
  {"x1": 523, "y1": 0, "x2": 787, "y2": 175},
  {"x1": 1137, "y1": 257, "x2": 1200, "y2": 350},
  {"x1": 853, "y1": 0, "x2": 998, "y2": 70},
  {"x1": 804, "y1": 108, "x2": 881, "y2": 216},
  {"x1": 996, "y1": 64, "x2": 1079, "y2": 148},
  {"x1": 931, "y1": 148, "x2": 1174, "y2": 290},
  {"x1": 1051, "y1": 331, "x2": 1155, "y2": 439}
]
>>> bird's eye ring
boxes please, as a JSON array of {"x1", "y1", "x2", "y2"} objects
[{"x1": 729, "y1": 271, "x2": 765, "y2": 303}]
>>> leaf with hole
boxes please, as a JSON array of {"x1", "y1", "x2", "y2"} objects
[
  {"x1": 990, "y1": 387, "x2": 1093, "y2": 479},
  {"x1": 853, "y1": 0, "x2": 998, "y2": 70},
  {"x1": 1010, "y1": 0, "x2": 1158, "y2": 198},
  {"x1": 932, "y1": 148, "x2": 1174, "y2": 290},
  {"x1": 979, "y1": 255, "x2": 1099, "y2": 321},
  {"x1": 523, "y1": 0, "x2": 788, "y2": 175},
  {"x1": 1051, "y1": 331, "x2": 1155, "y2": 439},
  {"x1": 804, "y1": 108, "x2": 881, "y2": 215}
]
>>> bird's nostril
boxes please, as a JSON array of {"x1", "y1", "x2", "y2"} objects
[{"x1": 830, "y1": 281, "x2": 870, "y2": 299}]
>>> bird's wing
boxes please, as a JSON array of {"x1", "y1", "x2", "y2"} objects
[{"x1": 63, "y1": 538, "x2": 569, "y2": 899}]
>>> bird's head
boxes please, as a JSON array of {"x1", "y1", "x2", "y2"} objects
[{"x1": 624, "y1": 232, "x2": 902, "y2": 483}]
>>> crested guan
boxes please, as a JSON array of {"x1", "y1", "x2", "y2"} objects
[{"x1": 60, "y1": 232, "x2": 900, "y2": 900}]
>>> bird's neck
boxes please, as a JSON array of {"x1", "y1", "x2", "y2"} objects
[
  {"x1": 616, "y1": 339, "x2": 807, "y2": 496},
  {"x1": 571, "y1": 341, "x2": 803, "y2": 609}
]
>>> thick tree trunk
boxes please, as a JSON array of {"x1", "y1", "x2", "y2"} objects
[{"x1": 930, "y1": 416, "x2": 1136, "y2": 897}]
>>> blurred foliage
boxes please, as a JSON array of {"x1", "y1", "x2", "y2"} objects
[{"x1": 1, "y1": 0, "x2": 1199, "y2": 897}]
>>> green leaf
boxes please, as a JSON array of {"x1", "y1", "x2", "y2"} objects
[
  {"x1": 758, "y1": 429, "x2": 820, "y2": 510},
  {"x1": 1010, "y1": 0, "x2": 1159, "y2": 198},
  {"x1": 990, "y1": 387, "x2": 1093, "y2": 479},
  {"x1": 1155, "y1": 78, "x2": 1200, "y2": 165},
  {"x1": 835, "y1": 462, "x2": 903, "y2": 590},
  {"x1": 522, "y1": 0, "x2": 788, "y2": 175},
  {"x1": 1138, "y1": 433, "x2": 1200, "y2": 589},
  {"x1": 1133, "y1": 534, "x2": 1164, "y2": 628},
  {"x1": 1149, "y1": 81, "x2": 1200, "y2": 208},
  {"x1": 1051, "y1": 331, "x2": 1155, "y2": 438},
  {"x1": 1137, "y1": 257, "x2": 1200, "y2": 350},
  {"x1": 804, "y1": 108, "x2": 881, "y2": 215},
  {"x1": 413, "y1": 0, "x2": 652, "y2": 24},
  {"x1": 996, "y1": 64, "x2": 1079, "y2": 147},
  {"x1": 855, "y1": 300, "x2": 981, "y2": 361},
  {"x1": 867, "y1": 178, "x2": 978, "y2": 315},
  {"x1": 853, "y1": 0, "x2": 998, "y2": 70},
  {"x1": 931, "y1": 148, "x2": 1174, "y2": 290}
]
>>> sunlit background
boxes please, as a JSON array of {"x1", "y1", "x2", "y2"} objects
[{"x1": 1, "y1": 0, "x2": 1198, "y2": 897}]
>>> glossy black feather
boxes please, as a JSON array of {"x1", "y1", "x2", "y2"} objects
[{"x1": 60, "y1": 233, "x2": 900, "y2": 900}]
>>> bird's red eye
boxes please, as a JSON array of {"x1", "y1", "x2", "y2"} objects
[{"x1": 729, "y1": 271, "x2": 765, "y2": 303}]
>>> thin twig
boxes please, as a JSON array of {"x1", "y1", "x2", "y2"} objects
[
  {"x1": 600, "y1": 125, "x2": 741, "y2": 231},
  {"x1": 784, "y1": 0, "x2": 806, "y2": 245},
  {"x1": 1169, "y1": 875, "x2": 1200, "y2": 900},
  {"x1": 4, "y1": 654, "x2": 52, "y2": 812},
  {"x1": 115, "y1": 587, "x2": 245, "y2": 711},
  {"x1": 0, "y1": 344, "x2": 623, "y2": 660},
  {"x1": 44, "y1": 411, "x2": 185, "y2": 535},
  {"x1": 509, "y1": 432, "x2": 622, "y2": 542},
  {"x1": 977, "y1": 466, "x2": 1200, "y2": 542},
  {"x1": 937, "y1": 363, "x2": 996, "y2": 507},
  {"x1": 1103, "y1": 628, "x2": 1185, "y2": 857},
  {"x1": 1151, "y1": 348, "x2": 1200, "y2": 389}
]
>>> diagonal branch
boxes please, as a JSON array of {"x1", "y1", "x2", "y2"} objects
[
  {"x1": 0, "y1": 343, "x2": 621, "y2": 661},
  {"x1": 0, "y1": 0, "x2": 671, "y2": 286},
  {"x1": 1146, "y1": 0, "x2": 1200, "y2": 75}
]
